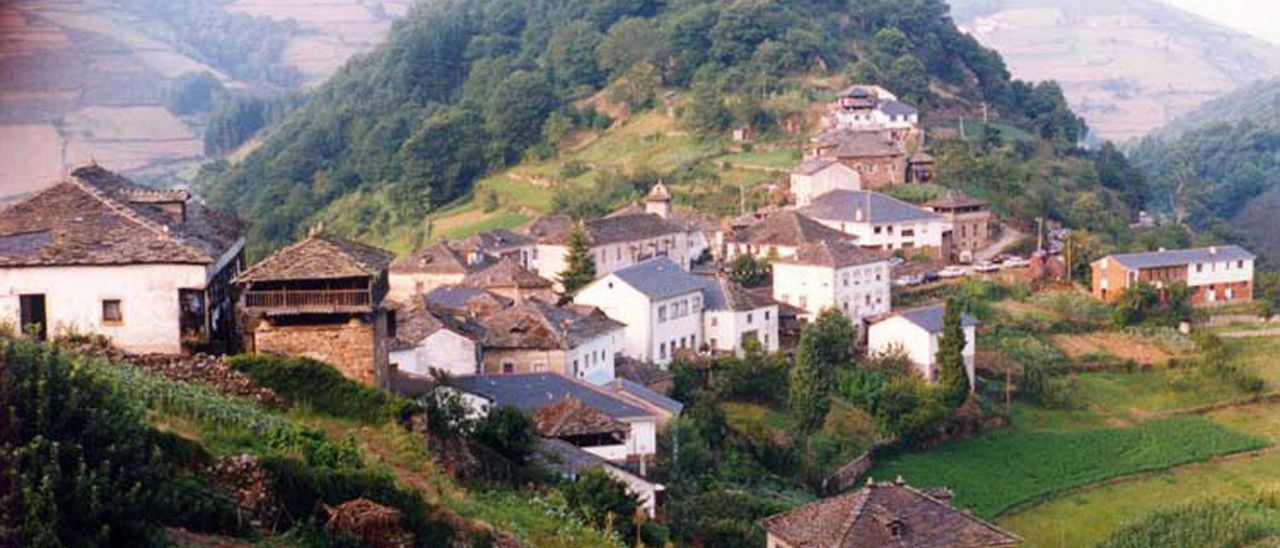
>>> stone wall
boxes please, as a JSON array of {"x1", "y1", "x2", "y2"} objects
[{"x1": 253, "y1": 315, "x2": 386, "y2": 386}]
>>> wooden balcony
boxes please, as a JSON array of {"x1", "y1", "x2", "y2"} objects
[{"x1": 244, "y1": 288, "x2": 374, "y2": 314}]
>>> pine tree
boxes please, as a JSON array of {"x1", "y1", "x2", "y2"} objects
[
  {"x1": 559, "y1": 225, "x2": 596, "y2": 295},
  {"x1": 788, "y1": 309, "x2": 856, "y2": 432},
  {"x1": 937, "y1": 298, "x2": 970, "y2": 407}
]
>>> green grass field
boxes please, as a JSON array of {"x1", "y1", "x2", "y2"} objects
[{"x1": 868, "y1": 417, "x2": 1267, "y2": 519}]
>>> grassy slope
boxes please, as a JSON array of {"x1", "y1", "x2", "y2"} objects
[{"x1": 322, "y1": 109, "x2": 792, "y2": 256}]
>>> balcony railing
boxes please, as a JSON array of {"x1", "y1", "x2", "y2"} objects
[{"x1": 244, "y1": 288, "x2": 372, "y2": 313}]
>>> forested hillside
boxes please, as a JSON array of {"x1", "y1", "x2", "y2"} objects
[
  {"x1": 1130, "y1": 78, "x2": 1280, "y2": 263},
  {"x1": 200, "y1": 0, "x2": 1082, "y2": 258}
]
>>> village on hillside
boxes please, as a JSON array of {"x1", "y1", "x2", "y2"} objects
[{"x1": 1, "y1": 77, "x2": 1276, "y2": 548}]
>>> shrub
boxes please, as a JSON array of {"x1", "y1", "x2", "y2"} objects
[
  {"x1": 562, "y1": 467, "x2": 641, "y2": 538},
  {"x1": 228, "y1": 354, "x2": 415, "y2": 423},
  {"x1": 473, "y1": 406, "x2": 537, "y2": 464},
  {"x1": 1097, "y1": 498, "x2": 1280, "y2": 548}
]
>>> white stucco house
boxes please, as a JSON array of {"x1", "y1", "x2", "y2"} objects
[
  {"x1": 537, "y1": 438, "x2": 665, "y2": 518},
  {"x1": 0, "y1": 165, "x2": 244, "y2": 354},
  {"x1": 772, "y1": 240, "x2": 892, "y2": 324},
  {"x1": 790, "y1": 158, "x2": 861, "y2": 207},
  {"x1": 573, "y1": 257, "x2": 708, "y2": 366},
  {"x1": 799, "y1": 189, "x2": 951, "y2": 256},
  {"x1": 867, "y1": 303, "x2": 978, "y2": 389},
  {"x1": 388, "y1": 299, "x2": 484, "y2": 378},
  {"x1": 476, "y1": 300, "x2": 626, "y2": 385},
  {"x1": 701, "y1": 275, "x2": 780, "y2": 355}
]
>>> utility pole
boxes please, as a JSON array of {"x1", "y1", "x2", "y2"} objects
[
  {"x1": 982, "y1": 102, "x2": 989, "y2": 124},
  {"x1": 959, "y1": 114, "x2": 966, "y2": 139}
]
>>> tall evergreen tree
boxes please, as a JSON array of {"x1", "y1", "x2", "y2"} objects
[
  {"x1": 788, "y1": 309, "x2": 856, "y2": 432},
  {"x1": 937, "y1": 298, "x2": 969, "y2": 407},
  {"x1": 559, "y1": 225, "x2": 597, "y2": 294}
]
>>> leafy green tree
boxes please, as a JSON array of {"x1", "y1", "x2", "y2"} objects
[
  {"x1": 937, "y1": 298, "x2": 969, "y2": 407},
  {"x1": 1095, "y1": 141, "x2": 1150, "y2": 212},
  {"x1": 887, "y1": 54, "x2": 929, "y2": 104},
  {"x1": 869, "y1": 26, "x2": 911, "y2": 60},
  {"x1": 598, "y1": 17, "x2": 663, "y2": 77},
  {"x1": 484, "y1": 71, "x2": 558, "y2": 165},
  {"x1": 558, "y1": 225, "x2": 597, "y2": 294},
  {"x1": 545, "y1": 20, "x2": 605, "y2": 93},
  {"x1": 473, "y1": 405, "x2": 536, "y2": 464},
  {"x1": 682, "y1": 83, "x2": 732, "y2": 136},
  {"x1": 563, "y1": 467, "x2": 641, "y2": 537},
  {"x1": 789, "y1": 309, "x2": 855, "y2": 432},
  {"x1": 729, "y1": 254, "x2": 770, "y2": 288}
]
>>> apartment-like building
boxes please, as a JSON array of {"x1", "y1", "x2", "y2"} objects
[
  {"x1": 799, "y1": 190, "x2": 950, "y2": 256},
  {"x1": 772, "y1": 240, "x2": 892, "y2": 324},
  {"x1": 926, "y1": 191, "x2": 993, "y2": 263},
  {"x1": 1091, "y1": 245, "x2": 1255, "y2": 306}
]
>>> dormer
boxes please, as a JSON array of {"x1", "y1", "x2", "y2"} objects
[{"x1": 122, "y1": 188, "x2": 191, "y2": 224}]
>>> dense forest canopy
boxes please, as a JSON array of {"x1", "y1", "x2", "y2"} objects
[
  {"x1": 1130, "y1": 78, "x2": 1280, "y2": 262},
  {"x1": 199, "y1": 0, "x2": 1082, "y2": 257}
]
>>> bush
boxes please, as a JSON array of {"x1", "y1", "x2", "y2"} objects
[
  {"x1": 562, "y1": 467, "x2": 641, "y2": 538},
  {"x1": 473, "y1": 406, "x2": 537, "y2": 464},
  {"x1": 1097, "y1": 497, "x2": 1280, "y2": 548},
  {"x1": 228, "y1": 354, "x2": 415, "y2": 423}
]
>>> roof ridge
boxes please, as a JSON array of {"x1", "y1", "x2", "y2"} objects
[
  {"x1": 66, "y1": 176, "x2": 207, "y2": 261},
  {"x1": 897, "y1": 483, "x2": 1024, "y2": 545}
]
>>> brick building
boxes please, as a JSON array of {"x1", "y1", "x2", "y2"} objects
[
  {"x1": 238, "y1": 231, "x2": 395, "y2": 386},
  {"x1": 926, "y1": 191, "x2": 993, "y2": 263},
  {"x1": 807, "y1": 130, "x2": 908, "y2": 188},
  {"x1": 1091, "y1": 245, "x2": 1255, "y2": 306}
]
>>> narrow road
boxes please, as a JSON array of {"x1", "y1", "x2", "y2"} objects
[
  {"x1": 975, "y1": 223, "x2": 1023, "y2": 262},
  {"x1": 1219, "y1": 327, "x2": 1280, "y2": 339}
]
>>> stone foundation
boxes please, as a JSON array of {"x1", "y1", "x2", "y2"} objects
[{"x1": 252, "y1": 315, "x2": 387, "y2": 386}]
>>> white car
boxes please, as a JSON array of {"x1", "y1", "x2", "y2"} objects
[
  {"x1": 975, "y1": 261, "x2": 999, "y2": 273},
  {"x1": 1001, "y1": 257, "x2": 1030, "y2": 269},
  {"x1": 938, "y1": 265, "x2": 969, "y2": 278},
  {"x1": 893, "y1": 274, "x2": 922, "y2": 287}
]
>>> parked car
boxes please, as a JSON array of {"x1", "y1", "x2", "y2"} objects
[
  {"x1": 888, "y1": 256, "x2": 906, "y2": 268},
  {"x1": 921, "y1": 271, "x2": 941, "y2": 284},
  {"x1": 893, "y1": 274, "x2": 922, "y2": 287},
  {"x1": 1002, "y1": 256, "x2": 1030, "y2": 269},
  {"x1": 938, "y1": 265, "x2": 969, "y2": 278},
  {"x1": 975, "y1": 261, "x2": 999, "y2": 273}
]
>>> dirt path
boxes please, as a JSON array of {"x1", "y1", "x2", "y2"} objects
[{"x1": 976, "y1": 223, "x2": 1024, "y2": 262}]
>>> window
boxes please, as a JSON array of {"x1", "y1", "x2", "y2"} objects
[
  {"x1": 1239, "y1": 260, "x2": 1245, "y2": 269},
  {"x1": 102, "y1": 299, "x2": 122, "y2": 324},
  {"x1": 502, "y1": 362, "x2": 515, "y2": 374},
  {"x1": 691, "y1": 335, "x2": 697, "y2": 348},
  {"x1": 874, "y1": 226, "x2": 882, "y2": 235},
  {"x1": 765, "y1": 311, "x2": 770, "y2": 321},
  {"x1": 680, "y1": 336, "x2": 687, "y2": 348},
  {"x1": 386, "y1": 311, "x2": 397, "y2": 339},
  {"x1": 658, "y1": 305, "x2": 668, "y2": 322},
  {"x1": 710, "y1": 316, "x2": 718, "y2": 327},
  {"x1": 747, "y1": 312, "x2": 754, "y2": 324}
]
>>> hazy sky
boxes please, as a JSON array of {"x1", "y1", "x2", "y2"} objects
[{"x1": 1160, "y1": 0, "x2": 1280, "y2": 45}]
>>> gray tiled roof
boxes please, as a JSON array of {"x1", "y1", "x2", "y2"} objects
[
  {"x1": 731, "y1": 210, "x2": 855, "y2": 248},
  {"x1": 800, "y1": 190, "x2": 942, "y2": 224},
  {"x1": 1107, "y1": 245, "x2": 1254, "y2": 270},
  {"x1": 878, "y1": 304, "x2": 978, "y2": 333},
  {"x1": 608, "y1": 379, "x2": 684, "y2": 414},
  {"x1": 878, "y1": 99, "x2": 918, "y2": 117},
  {"x1": 609, "y1": 257, "x2": 707, "y2": 300},
  {"x1": 524, "y1": 213, "x2": 684, "y2": 246},
  {"x1": 451, "y1": 373, "x2": 652, "y2": 420},
  {"x1": 423, "y1": 286, "x2": 513, "y2": 315},
  {"x1": 0, "y1": 165, "x2": 244, "y2": 267},
  {"x1": 776, "y1": 240, "x2": 889, "y2": 268},
  {"x1": 791, "y1": 157, "x2": 842, "y2": 176},
  {"x1": 700, "y1": 275, "x2": 777, "y2": 312},
  {"x1": 479, "y1": 300, "x2": 625, "y2": 350}
]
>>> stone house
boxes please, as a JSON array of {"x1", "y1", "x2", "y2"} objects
[
  {"x1": 926, "y1": 191, "x2": 993, "y2": 263},
  {"x1": 760, "y1": 478, "x2": 1021, "y2": 547},
  {"x1": 0, "y1": 165, "x2": 245, "y2": 354},
  {"x1": 772, "y1": 240, "x2": 892, "y2": 324},
  {"x1": 1091, "y1": 245, "x2": 1255, "y2": 306},
  {"x1": 867, "y1": 304, "x2": 978, "y2": 389},
  {"x1": 800, "y1": 189, "x2": 951, "y2": 257},
  {"x1": 388, "y1": 241, "x2": 490, "y2": 303},
  {"x1": 423, "y1": 285, "x2": 513, "y2": 318},
  {"x1": 808, "y1": 131, "x2": 908, "y2": 188},
  {"x1": 451, "y1": 372, "x2": 661, "y2": 464},
  {"x1": 461, "y1": 256, "x2": 556, "y2": 304},
  {"x1": 790, "y1": 157, "x2": 861, "y2": 207},
  {"x1": 237, "y1": 232, "x2": 394, "y2": 386},
  {"x1": 477, "y1": 299, "x2": 625, "y2": 385}
]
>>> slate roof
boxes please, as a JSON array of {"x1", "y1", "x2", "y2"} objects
[
  {"x1": 1105, "y1": 245, "x2": 1255, "y2": 271},
  {"x1": 791, "y1": 157, "x2": 845, "y2": 176},
  {"x1": 813, "y1": 131, "x2": 903, "y2": 158},
  {"x1": 761, "y1": 480, "x2": 1021, "y2": 548},
  {"x1": 390, "y1": 297, "x2": 485, "y2": 351},
  {"x1": 524, "y1": 213, "x2": 684, "y2": 246},
  {"x1": 391, "y1": 242, "x2": 490, "y2": 275},
  {"x1": 800, "y1": 190, "x2": 942, "y2": 224},
  {"x1": 606, "y1": 378, "x2": 684, "y2": 415},
  {"x1": 608, "y1": 257, "x2": 708, "y2": 300},
  {"x1": 776, "y1": 240, "x2": 889, "y2": 268},
  {"x1": 479, "y1": 300, "x2": 625, "y2": 351},
  {"x1": 455, "y1": 229, "x2": 532, "y2": 255},
  {"x1": 700, "y1": 275, "x2": 777, "y2": 312},
  {"x1": 237, "y1": 233, "x2": 393, "y2": 283},
  {"x1": 533, "y1": 395, "x2": 627, "y2": 438},
  {"x1": 450, "y1": 373, "x2": 652, "y2": 420},
  {"x1": 423, "y1": 286, "x2": 513, "y2": 317},
  {"x1": 463, "y1": 256, "x2": 552, "y2": 289},
  {"x1": 536, "y1": 438, "x2": 619, "y2": 478},
  {"x1": 878, "y1": 99, "x2": 918, "y2": 117},
  {"x1": 731, "y1": 210, "x2": 855, "y2": 248},
  {"x1": 0, "y1": 165, "x2": 244, "y2": 267},
  {"x1": 876, "y1": 304, "x2": 978, "y2": 334}
]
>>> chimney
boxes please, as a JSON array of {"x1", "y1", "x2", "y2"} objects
[
  {"x1": 308, "y1": 222, "x2": 326, "y2": 237},
  {"x1": 1209, "y1": 246, "x2": 1219, "y2": 255}
]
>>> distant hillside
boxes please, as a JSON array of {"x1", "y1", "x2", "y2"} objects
[
  {"x1": 1130, "y1": 78, "x2": 1280, "y2": 263},
  {"x1": 201, "y1": 0, "x2": 1085, "y2": 258},
  {"x1": 949, "y1": 0, "x2": 1280, "y2": 142}
]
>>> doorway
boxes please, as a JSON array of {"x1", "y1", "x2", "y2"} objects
[{"x1": 19, "y1": 294, "x2": 46, "y2": 341}]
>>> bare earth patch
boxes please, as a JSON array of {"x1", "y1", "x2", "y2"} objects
[{"x1": 1053, "y1": 332, "x2": 1171, "y2": 365}]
